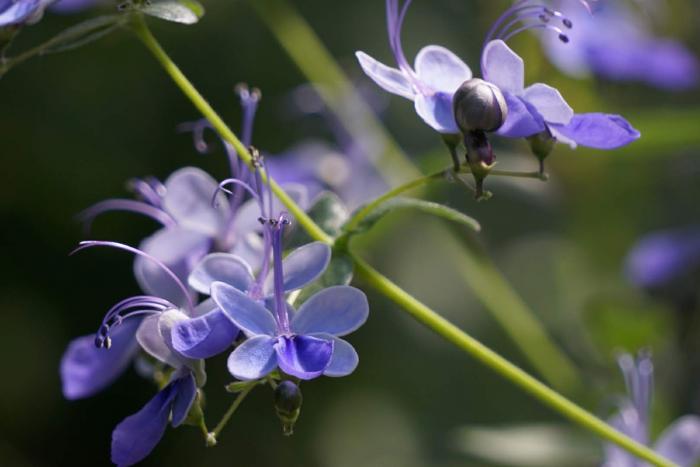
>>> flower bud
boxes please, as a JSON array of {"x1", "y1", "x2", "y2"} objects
[
  {"x1": 453, "y1": 78, "x2": 508, "y2": 134},
  {"x1": 274, "y1": 381, "x2": 303, "y2": 436}
]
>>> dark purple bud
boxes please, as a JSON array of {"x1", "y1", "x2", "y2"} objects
[
  {"x1": 453, "y1": 78, "x2": 508, "y2": 135},
  {"x1": 274, "y1": 381, "x2": 303, "y2": 436}
]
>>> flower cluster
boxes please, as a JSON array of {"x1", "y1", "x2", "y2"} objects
[{"x1": 61, "y1": 88, "x2": 369, "y2": 466}]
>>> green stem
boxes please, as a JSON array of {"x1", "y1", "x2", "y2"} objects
[
  {"x1": 351, "y1": 254, "x2": 675, "y2": 467},
  {"x1": 130, "y1": 14, "x2": 332, "y2": 245},
  {"x1": 210, "y1": 382, "x2": 256, "y2": 440},
  {"x1": 249, "y1": 0, "x2": 580, "y2": 394},
  {"x1": 346, "y1": 165, "x2": 546, "y2": 232},
  {"x1": 130, "y1": 18, "x2": 676, "y2": 466}
]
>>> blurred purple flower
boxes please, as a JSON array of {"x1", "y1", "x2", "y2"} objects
[
  {"x1": 604, "y1": 352, "x2": 700, "y2": 466},
  {"x1": 541, "y1": 0, "x2": 699, "y2": 91},
  {"x1": 49, "y1": 0, "x2": 99, "y2": 13},
  {"x1": 481, "y1": 38, "x2": 640, "y2": 150},
  {"x1": 355, "y1": 0, "x2": 472, "y2": 134},
  {"x1": 0, "y1": 0, "x2": 53, "y2": 26},
  {"x1": 625, "y1": 227, "x2": 700, "y2": 289}
]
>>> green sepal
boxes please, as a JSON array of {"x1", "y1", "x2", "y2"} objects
[{"x1": 140, "y1": 0, "x2": 205, "y2": 25}]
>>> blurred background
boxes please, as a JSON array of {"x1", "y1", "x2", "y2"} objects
[{"x1": 1, "y1": 0, "x2": 700, "y2": 465}]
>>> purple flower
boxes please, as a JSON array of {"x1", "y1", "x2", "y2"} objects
[
  {"x1": 541, "y1": 0, "x2": 699, "y2": 91},
  {"x1": 625, "y1": 227, "x2": 700, "y2": 289},
  {"x1": 481, "y1": 38, "x2": 640, "y2": 150},
  {"x1": 604, "y1": 352, "x2": 700, "y2": 466},
  {"x1": 355, "y1": 0, "x2": 472, "y2": 134},
  {"x1": 0, "y1": 0, "x2": 53, "y2": 26}
]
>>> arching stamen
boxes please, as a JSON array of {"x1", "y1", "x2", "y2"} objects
[
  {"x1": 213, "y1": 178, "x2": 261, "y2": 207},
  {"x1": 95, "y1": 295, "x2": 172, "y2": 348},
  {"x1": 177, "y1": 119, "x2": 212, "y2": 154},
  {"x1": 385, "y1": 0, "x2": 424, "y2": 92},
  {"x1": 635, "y1": 351, "x2": 654, "y2": 423},
  {"x1": 77, "y1": 199, "x2": 176, "y2": 234},
  {"x1": 483, "y1": 0, "x2": 534, "y2": 46},
  {"x1": 127, "y1": 177, "x2": 166, "y2": 207},
  {"x1": 501, "y1": 23, "x2": 570, "y2": 44},
  {"x1": 71, "y1": 241, "x2": 195, "y2": 313},
  {"x1": 484, "y1": 2, "x2": 574, "y2": 48}
]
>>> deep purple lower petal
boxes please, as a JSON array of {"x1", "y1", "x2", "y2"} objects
[
  {"x1": 172, "y1": 309, "x2": 239, "y2": 359},
  {"x1": 496, "y1": 92, "x2": 546, "y2": 138},
  {"x1": 274, "y1": 335, "x2": 333, "y2": 380},
  {"x1": 171, "y1": 373, "x2": 197, "y2": 427}
]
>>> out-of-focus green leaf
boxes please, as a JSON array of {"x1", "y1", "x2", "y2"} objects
[
  {"x1": 141, "y1": 0, "x2": 205, "y2": 25},
  {"x1": 287, "y1": 191, "x2": 349, "y2": 247}
]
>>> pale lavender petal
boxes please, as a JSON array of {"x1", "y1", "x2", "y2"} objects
[
  {"x1": 625, "y1": 227, "x2": 700, "y2": 289},
  {"x1": 291, "y1": 286, "x2": 369, "y2": 336},
  {"x1": 355, "y1": 51, "x2": 415, "y2": 100},
  {"x1": 263, "y1": 242, "x2": 331, "y2": 295},
  {"x1": 111, "y1": 382, "x2": 177, "y2": 467},
  {"x1": 549, "y1": 113, "x2": 640, "y2": 149},
  {"x1": 171, "y1": 309, "x2": 239, "y2": 359},
  {"x1": 496, "y1": 93, "x2": 545, "y2": 138},
  {"x1": 136, "y1": 315, "x2": 182, "y2": 368},
  {"x1": 163, "y1": 167, "x2": 228, "y2": 237},
  {"x1": 60, "y1": 319, "x2": 141, "y2": 400},
  {"x1": 188, "y1": 253, "x2": 254, "y2": 295},
  {"x1": 211, "y1": 282, "x2": 276, "y2": 336},
  {"x1": 312, "y1": 333, "x2": 359, "y2": 377},
  {"x1": 482, "y1": 40, "x2": 525, "y2": 94},
  {"x1": 274, "y1": 335, "x2": 333, "y2": 380},
  {"x1": 0, "y1": 0, "x2": 41, "y2": 26},
  {"x1": 226, "y1": 335, "x2": 277, "y2": 380},
  {"x1": 134, "y1": 227, "x2": 211, "y2": 306},
  {"x1": 171, "y1": 373, "x2": 197, "y2": 427},
  {"x1": 414, "y1": 45, "x2": 472, "y2": 94},
  {"x1": 522, "y1": 83, "x2": 573, "y2": 125},
  {"x1": 654, "y1": 416, "x2": 700, "y2": 467},
  {"x1": 414, "y1": 92, "x2": 460, "y2": 134}
]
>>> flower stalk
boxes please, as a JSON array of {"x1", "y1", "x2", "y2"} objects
[{"x1": 129, "y1": 15, "x2": 676, "y2": 466}]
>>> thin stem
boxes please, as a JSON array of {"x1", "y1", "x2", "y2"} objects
[
  {"x1": 130, "y1": 15, "x2": 332, "y2": 245},
  {"x1": 346, "y1": 165, "x2": 546, "y2": 232},
  {"x1": 210, "y1": 382, "x2": 256, "y2": 440},
  {"x1": 351, "y1": 254, "x2": 675, "y2": 467},
  {"x1": 249, "y1": 0, "x2": 579, "y2": 394},
  {"x1": 129, "y1": 18, "x2": 676, "y2": 465}
]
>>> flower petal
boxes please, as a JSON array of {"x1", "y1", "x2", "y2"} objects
[
  {"x1": 355, "y1": 51, "x2": 415, "y2": 100},
  {"x1": 136, "y1": 315, "x2": 182, "y2": 368},
  {"x1": 211, "y1": 282, "x2": 276, "y2": 336},
  {"x1": 171, "y1": 309, "x2": 239, "y2": 359},
  {"x1": 163, "y1": 167, "x2": 228, "y2": 237},
  {"x1": 291, "y1": 286, "x2": 369, "y2": 336},
  {"x1": 0, "y1": 0, "x2": 41, "y2": 26},
  {"x1": 312, "y1": 333, "x2": 359, "y2": 377},
  {"x1": 60, "y1": 319, "x2": 141, "y2": 400},
  {"x1": 274, "y1": 335, "x2": 333, "y2": 380},
  {"x1": 171, "y1": 373, "x2": 197, "y2": 427},
  {"x1": 548, "y1": 113, "x2": 640, "y2": 149},
  {"x1": 414, "y1": 91, "x2": 460, "y2": 134},
  {"x1": 134, "y1": 227, "x2": 211, "y2": 306},
  {"x1": 653, "y1": 416, "x2": 700, "y2": 467},
  {"x1": 414, "y1": 45, "x2": 472, "y2": 94},
  {"x1": 482, "y1": 40, "x2": 525, "y2": 94},
  {"x1": 111, "y1": 382, "x2": 177, "y2": 467},
  {"x1": 522, "y1": 83, "x2": 573, "y2": 125},
  {"x1": 496, "y1": 92, "x2": 546, "y2": 138},
  {"x1": 263, "y1": 242, "x2": 331, "y2": 295},
  {"x1": 226, "y1": 335, "x2": 278, "y2": 380},
  {"x1": 188, "y1": 253, "x2": 255, "y2": 295}
]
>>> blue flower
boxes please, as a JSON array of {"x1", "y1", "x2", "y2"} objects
[
  {"x1": 625, "y1": 227, "x2": 700, "y2": 290},
  {"x1": 355, "y1": 0, "x2": 472, "y2": 134},
  {"x1": 481, "y1": 38, "x2": 640, "y2": 150},
  {"x1": 604, "y1": 352, "x2": 700, "y2": 466},
  {"x1": 0, "y1": 0, "x2": 52, "y2": 27},
  {"x1": 540, "y1": 0, "x2": 699, "y2": 91}
]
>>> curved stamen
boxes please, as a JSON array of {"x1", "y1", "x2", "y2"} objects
[
  {"x1": 484, "y1": 2, "x2": 575, "y2": 49},
  {"x1": 127, "y1": 177, "x2": 166, "y2": 207},
  {"x1": 71, "y1": 240, "x2": 195, "y2": 313},
  {"x1": 177, "y1": 119, "x2": 212, "y2": 154},
  {"x1": 501, "y1": 23, "x2": 570, "y2": 44},
  {"x1": 95, "y1": 296, "x2": 172, "y2": 348},
  {"x1": 483, "y1": 0, "x2": 534, "y2": 47},
  {"x1": 494, "y1": 8, "x2": 569, "y2": 42},
  {"x1": 213, "y1": 178, "x2": 261, "y2": 207},
  {"x1": 235, "y1": 83, "x2": 261, "y2": 148},
  {"x1": 77, "y1": 199, "x2": 176, "y2": 233}
]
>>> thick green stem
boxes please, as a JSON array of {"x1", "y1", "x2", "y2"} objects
[
  {"x1": 351, "y1": 255, "x2": 675, "y2": 467},
  {"x1": 249, "y1": 0, "x2": 580, "y2": 394},
  {"x1": 130, "y1": 18, "x2": 676, "y2": 466},
  {"x1": 130, "y1": 15, "x2": 332, "y2": 245}
]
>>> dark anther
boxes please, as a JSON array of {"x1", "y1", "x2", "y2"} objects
[
  {"x1": 558, "y1": 34, "x2": 570, "y2": 43},
  {"x1": 562, "y1": 18, "x2": 573, "y2": 28},
  {"x1": 538, "y1": 14, "x2": 550, "y2": 23}
]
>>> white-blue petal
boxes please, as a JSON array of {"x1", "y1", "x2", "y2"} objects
[
  {"x1": 291, "y1": 286, "x2": 369, "y2": 337},
  {"x1": 414, "y1": 45, "x2": 472, "y2": 95},
  {"x1": 414, "y1": 92, "x2": 460, "y2": 134},
  {"x1": 312, "y1": 333, "x2": 359, "y2": 377},
  {"x1": 188, "y1": 253, "x2": 255, "y2": 295},
  {"x1": 482, "y1": 40, "x2": 525, "y2": 95},
  {"x1": 264, "y1": 242, "x2": 331, "y2": 295},
  {"x1": 522, "y1": 83, "x2": 573, "y2": 125},
  {"x1": 227, "y1": 335, "x2": 278, "y2": 380},
  {"x1": 654, "y1": 416, "x2": 700, "y2": 467},
  {"x1": 211, "y1": 282, "x2": 277, "y2": 337},
  {"x1": 355, "y1": 51, "x2": 415, "y2": 100}
]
